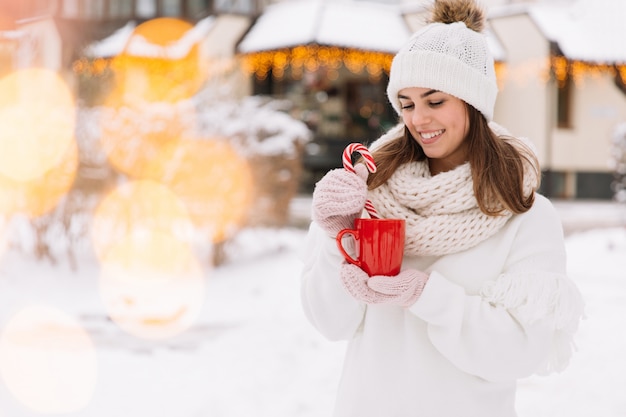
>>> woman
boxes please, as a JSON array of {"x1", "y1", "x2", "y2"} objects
[{"x1": 300, "y1": 0, "x2": 584, "y2": 416}]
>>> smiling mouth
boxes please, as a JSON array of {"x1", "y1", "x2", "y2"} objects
[{"x1": 420, "y1": 129, "x2": 444, "y2": 142}]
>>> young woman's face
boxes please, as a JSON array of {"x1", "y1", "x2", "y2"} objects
[{"x1": 398, "y1": 87, "x2": 470, "y2": 174}]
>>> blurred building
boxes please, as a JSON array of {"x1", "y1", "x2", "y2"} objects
[
  {"x1": 237, "y1": 0, "x2": 412, "y2": 190},
  {"x1": 0, "y1": 0, "x2": 62, "y2": 77},
  {"x1": 488, "y1": 0, "x2": 626, "y2": 199},
  {"x1": 3, "y1": 0, "x2": 623, "y2": 199},
  {"x1": 237, "y1": 0, "x2": 625, "y2": 198},
  {"x1": 52, "y1": 0, "x2": 269, "y2": 91}
]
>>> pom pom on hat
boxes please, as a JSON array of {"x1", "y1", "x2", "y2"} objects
[{"x1": 386, "y1": 0, "x2": 498, "y2": 121}]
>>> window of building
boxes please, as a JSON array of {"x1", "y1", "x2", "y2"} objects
[
  {"x1": 85, "y1": 0, "x2": 105, "y2": 18},
  {"x1": 136, "y1": 0, "x2": 157, "y2": 18},
  {"x1": 58, "y1": 0, "x2": 105, "y2": 19},
  {"x1": 215, "y1": 0, "x2": 257, "y2": 15},
  {"x1": 539, "y1": 170, "x2": 567, "y2": 199},
  {"x1": 109, "y1": 0, "x2": 134, "y2": 18},
  {"x1": 161, "y1": 0, "x2": 182, "y2": 16},
  {"x1": 557, "y1": 75, "x2": 573, "y2": 129},
  {"x1": 60, "y1": 0, "x2": 79, "y2": 18},
  {"x1": 345, "y1": 79, "x2": 395, "y2": 139},
  {"x1": 576, "y1": 172, "x2": 614, "y2": 199},
  {"x1": 187, "y1": 0, "x2": 209, "y2": 18}
]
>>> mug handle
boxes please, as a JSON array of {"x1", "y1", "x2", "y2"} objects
[{"x1": 336, "y1": 229, "x2": 361, "y2": 268}]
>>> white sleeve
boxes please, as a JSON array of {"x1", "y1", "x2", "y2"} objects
[
  {"x1": 300, "y1": 222, "x2": 366, "y2": 341},
  {"x1": 409, "y1": 197, "x2": 584, "y2": 382}
]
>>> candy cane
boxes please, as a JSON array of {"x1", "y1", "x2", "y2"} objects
[
  {"x1": 342, "y1": 143, "x2": 380, "y2": 219},
  {"x1": 342, "y1": 143, "x2": 377, "y2": 174},
  {"x1": 364, "y1": 201, "x2": 380, "y2": 219}
]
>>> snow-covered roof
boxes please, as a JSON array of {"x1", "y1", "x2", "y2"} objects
[
  {"x1": 484, "y1": 28, "x2": 506, "y2": 62},
  {"x1": 84, "y1": 16, "x2": 215, "y2": 59},
  {"x1": 529, "y1": 0, "x2": 626, "y2": 64},
  {"x1": 238, "y1": 0, "x2": 411, "y2": 54},
  {"x1": 239, "y1": 0, "x2": 506, "y2": 61},
  {"x1": 85, "y1": 22, "x2": 136, "y2": 58}
]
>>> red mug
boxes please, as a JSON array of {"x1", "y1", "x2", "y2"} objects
[{"x1": 336, "y1": 218, "x2": 405, "y2": 276}]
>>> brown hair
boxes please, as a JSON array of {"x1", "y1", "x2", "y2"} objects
[{"x1": 366, "y1": 104, "x2": 539, "y2": 215}]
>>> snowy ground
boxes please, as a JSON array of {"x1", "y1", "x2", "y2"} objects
[{"x1": 0, "y1": 201, "x2": 625, "y2": 417}]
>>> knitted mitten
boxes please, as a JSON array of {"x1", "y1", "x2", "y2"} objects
[
  {"x1": 311, "y1": 164, "x2": 369, "y2": 236},
  {"x1": 340, "y1": 263, "x2": 430, "y2": 307},
  {"x1": 367, "y1": 269, "x2": 429, "y2": 307},
  {"x1": 340, "y1": 263, "x2": 384, "y2": 304}
]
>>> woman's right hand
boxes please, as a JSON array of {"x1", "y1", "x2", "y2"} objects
[{"x1": 311, "y1": 164, "x2": 369, "y2": 236}]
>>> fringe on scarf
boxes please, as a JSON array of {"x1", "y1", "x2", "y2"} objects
[{"x1": 479, "y1": 271, "x2": 585, "y2": 375}]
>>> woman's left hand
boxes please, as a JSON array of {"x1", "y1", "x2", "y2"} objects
[{"x1": 340, "y1": 263, "x2": 429, "y2": 307}]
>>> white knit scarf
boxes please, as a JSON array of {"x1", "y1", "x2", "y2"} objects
[{"x1": 367, "y1": 123, "x2": 539, "y2": 257}]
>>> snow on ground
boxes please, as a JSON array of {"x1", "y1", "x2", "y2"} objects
[{"x1": 0, "y1": 207, "x2": 625, "y2": 417}]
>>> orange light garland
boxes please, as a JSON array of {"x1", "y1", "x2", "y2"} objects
[
  {"x1": 73, "y1": 49, "x2": 626, "y2": 92},
  {"x1": 550, "y1": 55, "x2": 626, "y2": 87},
  {"x1": 241, "y1": 45, "x2": 394, "y2": 80},
  {"x1": 73, "y1": 57, "x2": 113, "y2": 76}
]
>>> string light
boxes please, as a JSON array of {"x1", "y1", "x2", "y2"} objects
[
  {"x1": 73, "y1": 57, "x2": 113, "y2": 77},
  {"x1": 72, "y1": 51, "x2": 625, "y2": 91},
  {"x1": 72, "y1": 58, "x2": 112, "y2": 77},
  {"x1": 240, "y1": 45, "x2": 393, "y2": 80},
  {"x1": 550, "y1": 55, "x2": 626, "y2": 87}
]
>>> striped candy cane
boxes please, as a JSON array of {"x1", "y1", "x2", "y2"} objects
[
  {"x1": 342, "y1": 143, "x2": 377, "y2": 174},
  {"x1": 342, "y1": 143, "x2": 380, "y2": 219}
]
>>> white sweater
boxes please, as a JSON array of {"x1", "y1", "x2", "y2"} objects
[{"x1": 300, "y1": 194, "x2": 583, "y2": 417}]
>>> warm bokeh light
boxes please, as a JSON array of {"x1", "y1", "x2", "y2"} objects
[
  {"x1": 0, "y1": 139, "x2": 78, "y2": 218},
  {"x1": 550, "y1": 56, "x2": 626, "y2": 87},
  {"x1": 99, "y1": 229, "x2": 205, "y2": 340},
  {"x1": 131, "y1": 16, "x2": 193, "y2": 47},
  {"x1": 158, "y1": 139, "x2": 254, "y2": 243},
  {"x1": 91, "y1": 179, "x2": 194, "y2": 261},
  {"x1": 0, "y1": 68, "x2": 76, "y2": 182},
  {"x1": 94, "y1": 136, "x2": 253, "y2": 246},
  {"x1": 97, "y1": 101, "x2": 193, "y2": 179},
  {"x1": 107, "y1": 17, "x2": 206, "y2": 104},
  {"x1": 241, "y1": 45, "x2": 393, "y2": 80},
  {"x1": 0, "y1": 305, "x2": 98, "y2": 414}
]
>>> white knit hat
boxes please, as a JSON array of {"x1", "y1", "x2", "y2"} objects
[{"x1": 386, "y1": 21, "x2": 498, "y2": 121}]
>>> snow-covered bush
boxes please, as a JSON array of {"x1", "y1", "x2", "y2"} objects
[
  {"x1": 6, "y1": 94, "x2": 311, "y2": 267},
  {"x1": 6, "y1": 192, "x2": 99, "y2": 270},
  {"x1": 610, "y1": 122, "x2": 626, "y2": 203},
  {"x1": 194, "y1": 94, "x2": 312, "y2": 228}
]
